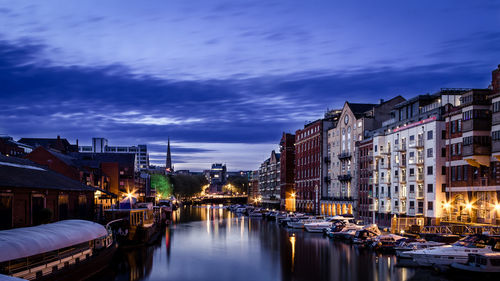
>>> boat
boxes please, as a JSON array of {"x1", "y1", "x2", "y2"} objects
[
  {"x1": 352, "y1": 224, "x2": 381, "y2": 245},
  {"x1": 370, "y1": 234, "x2": 405, "y2": 252},
  {"x1": 451, "y1": 252, "x2": 500, "y2": 273},
  {"x1": 0, "y1": 220, "x2": 116, "y2": 281},
  {"x1": 304, "y1": 216, "x2": 354, "y2": 233},
  {"x1": 249, "y1": 210, "x2": 264, "y2": 218},
  {"x1": 395, "y1": 240, "x2": 445, "y2": 259},
  {"x1": 287, "y1": 217, "x2": 307, "y2": 229},
  {"x1": 330, "y1": 224, "x2": 363, "y2": 240},
  {"x1": 105, "y1": 205, "x2": 159, "y2": 246},
  {"x1": 410, "y1": 234, "x2": 500, "y2": 267}
]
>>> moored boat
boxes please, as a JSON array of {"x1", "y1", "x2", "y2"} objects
[
  {"x1": 451, "y1": 252, "x2": 500, "y2": 273},
  {"x1": 410, "y1": 234, "x2": 500, "y2": 267},
  {"x1": 0, "y1": 220, "x2": 116, "y2": 281}
]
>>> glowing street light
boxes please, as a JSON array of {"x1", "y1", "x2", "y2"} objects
[
  {"x1": 465, "y1": 203, "x2": 473, "y2": 210},
  {"x1": 443, "y1": 202, "x2": 451, "y2": 209},
  {"x1": 291, "y1": 192, "x2": 296, "y2": 198},
  {"x1": 495, "y1": 204, "x2": 500, "y2": 211}
]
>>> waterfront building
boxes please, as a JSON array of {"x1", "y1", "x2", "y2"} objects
[
  {"x1": 370, "y1": 90, "x2": 464, "y2": 226},
  {"x1": 356, "y1": 138, "x2": 373, "y2": 223},
  {"x1": 295, "y1": 109, "x2": 341, "y2": 214},
  {"x1": 322, "y1": 97, "x2": 404, "y2": 217},
  {"x1": 258, "y1": 150, "x2": 281, "y2": 209},
  {"x1": 209, "y1": 163, "x2": 227, "y2": 193},
  {"x1": 248, "y1": 170, "x2": 260, "y2": 203},
  {"x1": 440, "y1": 67, "x2": 500, "y2": 224},
  {"x1": 78, "y1": 137, "x2": 149, "y2": 171},
  {"x1": 0, "y1": 155, "x2": 95, "y2": 229},
  {"x1": 280, "y1": 133, "x2": 295, "y2": 211}
]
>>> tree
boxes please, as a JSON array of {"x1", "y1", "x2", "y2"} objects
[
  {"x1": 170, "y1": 174, "x2": 207, "y2": 198},
  {"x1": 151, "y1": 174, "x2": 172, "y2": 198},
  {"x1": 227, "y1": 175, "x2": 249, "y2": 194}
]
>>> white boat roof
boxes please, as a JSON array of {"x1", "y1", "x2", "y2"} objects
[{"x1": 0, "y1": 220, "x2": 107, "y2": 262}]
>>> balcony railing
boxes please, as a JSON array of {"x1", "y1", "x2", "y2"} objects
[
  {"x1": 395, "y1": 143, "x2": 406, "y2": 152},
  {"x1": 462, "y1": 144, "x2": 491, "y2": 157},
  {"x1": 380, "y1": 148, "x2": 391, "y2": 155},
  {"x1": 416, "y1": 156, "x2": 424, "y2": 165},
  {"x1": 417, "y1": 188, "x2": 424, "y2": 198},
  {"x1": 338, "y1": 174, "x2": 352, "y2": 181},
  {"x1": 416, "y1": 173, "x2": 424, "y2": 182},
  {"x1": 493, "y1": 140, "x2": 500, "y2": 153},
  {"x1": 338, "y1": 151, "x2": 352, "y2": 160},
  {"x1": 409, "y1": 139, "x2": 424, "y2": 149},
  {"x1": 493, "y1": 111, "x2": 500, "y2": 126},
  {"x1": 324, "y1": 156, "x2": 331, "y2": 163},
  {"x1": 462, "y1": 118, "x2": 491, "y2": 132}
]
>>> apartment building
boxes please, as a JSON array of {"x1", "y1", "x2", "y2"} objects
[
  {"x1": 279, "y1": 133, "x2": 295, "y2": 211},
  {"x1": 370, "y1": 90, "x2": 464, "y2": 226},
  {"x1": 322, "y1": 97, "x2": 404, "y2": 217},
  {"x1": 258, "y1": 150, "x2": 281, "y2": 208}
]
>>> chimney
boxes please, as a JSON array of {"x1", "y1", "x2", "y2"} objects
[
  {"x1": 379, "y1": 99, "x2": 384, "y2": 104},
  {"x1": 57, "y1": 135, "x2": 60, "y2": 140},
  {"x1": 76, "y1": 139, "x2": 79, "y2": 146}
]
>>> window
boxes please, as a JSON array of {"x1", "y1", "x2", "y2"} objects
[
  {"x1": 427, "y1": 183, "x2": 433, "y2": 193},
  {"x1": 410, "y1": 135, "x2": 415, "y2": 141},
  {"x1": 409, "y1": 168, "x2": 415, "y2": 176},
  {"x1": 428, "y1": 201, "x2": 433, "y2": 211},
  {"x1": 409, "y1": 184, "x2": 415, "y2": 193},
  {"x1": 457, "y1": 119, "x2": 461, "y2": 131},
  {"x1": 441, "y1": 183, "x2": 446, "y2": 192},
  {"x1": 457, "y1": 166, "x2": 462, "y2": 180},
  {"x1": 441, "y1": 147, "x2": 446, "y2": 157},
  {"x1": 409, "y1": 151, "x2": 414, "y2": 158},
  {"x1": 442, "y1": 130, "x2": 447, "y2": 139},
  {"x1": 409, "y1": 201, "x2": 415, "y2": 209},
  {"x1": 451, "y1": 166, "x2": 456, "y2": 181},
  {"x1": 395, "y1": 185, "x2": 399, "y2": 193},
  {"x1": 441, "y1": 166, "x2": 446, "y2": 175},
  {"x1": 427, "y1": 148, "x2": 433, "y2": 158},
  {"x1": 427, "y1": 166, "x2": 433, "y2": 175},
  {"x1": 427, "y1": 130, "x2": 433, "y2": 140},
  {"x1": 374, "y1": 145, "x2": 377, "y2": 152},
  {"x1": 464, "y1": 165, "x2": 468, "y2": 180},
  {"x1": 457, "y1": 143, "x2": 461, "y2": 155}
]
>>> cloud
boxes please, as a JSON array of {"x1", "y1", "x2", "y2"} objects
[{"x1": 0, "y1": 38, "x2": 497, "y2": 170}]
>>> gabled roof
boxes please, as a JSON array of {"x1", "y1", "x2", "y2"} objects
[{"x1": 0, "y1": 155, "x2": 94, "y2": 191}]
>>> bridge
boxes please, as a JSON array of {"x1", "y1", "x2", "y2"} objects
[{"x1": 184, "y1": 195, "x2": 248, "y2": 205}]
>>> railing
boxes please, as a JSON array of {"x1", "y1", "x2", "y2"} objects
[
  {"x1": 337, "y1": 174, "x2": 352, "y2": 181},
  {"x1": 416, "y1": 156, "x2": 424, "y2": 165},
  {"x1": 395, "y1": 143, "x2": 406, "y2": 152},
  {"x1": 338, "y1": 151, "x2": 352, "y2": 160}
]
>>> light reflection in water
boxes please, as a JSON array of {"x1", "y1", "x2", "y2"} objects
[{"x1": 91, "y1": 206, "x2": 451, "y2": 281}]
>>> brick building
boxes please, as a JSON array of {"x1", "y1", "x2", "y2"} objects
[
  {"x1": 279, "y1": 133, "x2": 295, "y2": 211},
  {"x1": 356, "y1": 138, "x2": 373, "y2": 223},
  {"x1": 0, "y1": 155, "x2": 95, "y2": 230}
]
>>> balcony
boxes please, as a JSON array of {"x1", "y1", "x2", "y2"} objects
[
  {"x1": 369, "y1": 203, "x2": 378, "y2": 212},
  {"x1": 380, "y1": 162, "x2": 391, "y2": 170},
  {"x1": 417, "y1": 188, "x2": 424, "y2": 199},
  {"x1": 338, "y1": 151, "x2": 352, "y2": 160},
  {"x1": 416, "y1": 173, "x2": 424, "y2": 182},
  {"x1": 462, "y1": 119, "x2": 491, "y2": 132},
  {"x1": 493, "y1": 139, "x2": 500, "y2": 153},
  {"x1": 399, "y1": 176, "x2": 406, "y2": 184},
  {"x1": 395, "y1": 143, "x2": 406, "y2": 152},
  {"x1": 493, "y1": 111, "x2": 500, "y2": 125},
  {"x1": 409, "y1": 139, "x2": 424, "y2": 149},
  {"x1": 398, "y1": 160, "x2": 406, "y2": 167},
  {"x1": 324, "y1": 156, "x2": 331, "y2": 163},
  {"x1": 324, "y1": 176, "x2": 331, "y2": 184},
  {"x1": 383, "y1": 177, "x2": 392, "y2": 185},
  {"x1": 338, "y1": 174, "x2": 352, "y2": 182},
  {"x1": 416, "y1": 156, "x2": 424, "y2": 166},
  {"x1": 463, "y1": 143, "x2": 491, "y2": 167},
  {"x1": 380, "y1": 148, "x2": 391, "y2": 155}
]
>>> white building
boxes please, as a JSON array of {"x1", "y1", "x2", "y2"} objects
[
  {"x1": 370, "y1": 91, "x2": 463, "y2": 226},
  {"x1": 79, "y1": 137, "x2": 149, "y2": 170}
]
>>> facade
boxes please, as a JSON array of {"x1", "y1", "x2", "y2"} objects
[
  {"x1": 322, "y1": 97, "x2": 405, "y2": 217},
  {"x1": 442, "y1": 78, "x2": 500, "y2": 224},
  {"x1": 248, "y1": 170, "x2": 260, "y2": 203},
  {"x1": 79, "y1": 137, "x2": 148, "y2": 170},
  {"x1": 279, "y1": 133, "x2": 295, "y2": 211},
  {"x1": 209, "y1": 163, "x2": 227, "y2": 193},
  {"x1": 258, "y1": 150, "x2": 281, "y2": 208},
  {"x1": 370, "y1": 90, "x2": 464, "y2": 226},
  {"x1": 356, "y1": 138, "x2": 373, "y2": 223},
  {"x1": 0, "y1": 155, "x2": 95, "y2": 230}
]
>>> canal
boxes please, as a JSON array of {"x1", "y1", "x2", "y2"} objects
[{"x1": 91, "y1": 206, "x2": 457, "y2": 281}]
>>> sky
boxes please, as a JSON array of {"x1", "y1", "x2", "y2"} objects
[{"x1": 0, "y1": 0, "x2": 499, "y2": 171}]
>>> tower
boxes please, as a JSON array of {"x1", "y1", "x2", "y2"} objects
[{"x1": 166, "y1": 137, "x2": 173, "y2": 173}]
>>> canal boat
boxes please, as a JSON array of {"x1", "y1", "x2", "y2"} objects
[
  {"x1": 105, "y1": 206, "x2": 159, "y2": 246},
  {"x1": 0, "y1": 220, "x2": 116, "y2": 281},
  {"x1": 450, "y1": 252, "x2": 500, "y2": 273},
  {"x1": 410, "y1": 234, "x2": 500, "y2": 267}
]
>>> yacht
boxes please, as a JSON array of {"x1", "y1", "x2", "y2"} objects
[
  {"x1": 330, "y1": 224, "x2": 363, "y2": 240},
  {"x1": 305, "y1": 216, "x2": 355, "y2": 233},
  {"x1": 410, "y1": 235, "x2": 500, "y2": 267},
  {"x1": 451, "y1": 252, "x2": 500, "y2": 273},
  {"x1": 395, "y1": 240, "x2": 445, "y2": 259},
  {"x1": 352, "y1": 224, "x2": 381, "y2": 245},
  {"x1": 370, "y1": 234, "x2": 405, "y2": 252}
]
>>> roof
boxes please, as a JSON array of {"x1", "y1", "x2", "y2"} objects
[
  {"x1": 18, "y1": 137, "x2": 71, "y2": 148},
  {"x1": 0, "y1": 155, "x2": 94, "y2": 191},
  {"x1": 77, "y1": 153, "x2": 136, "y2": 166},
  {"x1": 0, "y1": 220, "x2": 108, "y2": 262},
  {"x1": 347, "y1": 102, "x2": 377, "y2": 115}
]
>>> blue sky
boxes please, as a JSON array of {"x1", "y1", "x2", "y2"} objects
[{"x1": 0, "y1": 0, "x2": 499, "y2": 171}]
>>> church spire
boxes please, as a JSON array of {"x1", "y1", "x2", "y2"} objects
[{"x1": 166, "y1": 137, "x2": 173, "y2": 173}]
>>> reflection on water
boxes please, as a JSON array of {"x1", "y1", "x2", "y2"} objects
[{"x1": 91, "y1": 206, "x2": 452, "y2": 281}]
